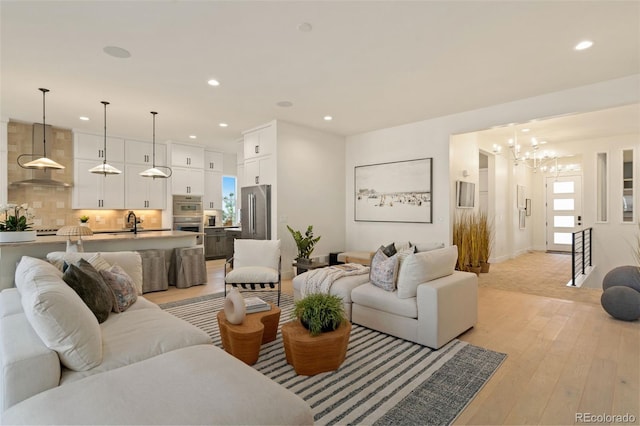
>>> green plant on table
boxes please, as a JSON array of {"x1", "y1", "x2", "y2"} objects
[
  {"x1": 0, "y1": 203, "x2": 35, "y2": 232},
  {"x1": 287, "y1": 225, "x2": 321, "y2": 261},
  {"x1": 292, "y1": 293, "x2": 346, "y2": 336},
  {"x1": 79, "y1": 215, "x2": 90, "y2": 223}
]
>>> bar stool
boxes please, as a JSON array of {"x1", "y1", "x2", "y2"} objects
[{"x1": 170, "y1": 247, "x2": 207, "y2": 288}]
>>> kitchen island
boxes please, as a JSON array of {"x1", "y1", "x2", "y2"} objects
[{"x1": 0, "y1": 231, "x2": 202, "y2": 290}]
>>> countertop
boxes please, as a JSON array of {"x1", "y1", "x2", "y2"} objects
[{"x1": 0, "y1": 230, "x2": 199, "y2": 247}]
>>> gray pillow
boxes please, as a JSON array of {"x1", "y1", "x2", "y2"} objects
[
  {"x1": 382, "y1": 243, "x2": 397, "y2": 257},
  {"x1": 369, "y1": 247, "x2": 398, "y2": 292},
  {"x1": 63, "y1": 258, "x2": 113, "y2": 323}
]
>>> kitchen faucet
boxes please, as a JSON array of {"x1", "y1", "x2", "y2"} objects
[{"x1": 127, "y1": 211, "x2": 138, "y2": 235}]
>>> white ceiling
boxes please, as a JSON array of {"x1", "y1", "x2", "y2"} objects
[{"x1": 1, "y1": 1, "x2": 639, "y2": 153}]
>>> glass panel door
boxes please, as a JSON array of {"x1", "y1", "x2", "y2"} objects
[{"x1": 546, "y1": 176, "x2": 582, "y2": 252}]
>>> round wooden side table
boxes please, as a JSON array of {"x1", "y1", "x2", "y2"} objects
[
  {"x1": 281, "y1": 320, "x2": 351, "y2": 376},
  {"x1": 217, "y1": 303, "x2": 281, "y2": 365}
]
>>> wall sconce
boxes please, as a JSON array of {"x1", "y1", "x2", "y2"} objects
[{"x1": 57, "y1": 225, "x2": 93, "y2": 252}]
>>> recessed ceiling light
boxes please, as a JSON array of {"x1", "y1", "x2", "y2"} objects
[
  {"x1": 575, "y1": 40, "x2": 593, "y2": 51},
  {"x1": 79, "y1": 116, "x2": 90, "y2": 121},
  {"x1": 103, "y1": 46, "x2": 131, "y2": 58},
  {"x1": 189, "y1": 135, "x2": 197, "y2": 139},
  {"x1": 521, "y1": 128, "x2": 530, "y2": 133},
  {"x1": 297, "y1": 22, "x2": 313, "y2": 32},
  {"x1": 323, "y1": 116, "x2": 333, "y2": 121},
  {"x1": 276, "y1": 101, "x2": 293, "y2": 107},
  {"x1": 219, "y1": 123, "x2": 228, "y2": 127},
  {"x1": 207, "y1": 79, "x2": 220, "y2": 87}
]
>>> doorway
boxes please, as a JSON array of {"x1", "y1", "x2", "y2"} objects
[{"x1": 545, "y1": 175, "x2": 582, "y2": 252}]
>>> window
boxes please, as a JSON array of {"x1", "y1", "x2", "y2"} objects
[
  {"x1": 623, "y1": 149, "x2": 633, "y2": 222},
  {"x1": 222, "y1": 176, "x2": 237, "y2": 226},
  {"x1": 596, "y1": 152, "x2": 608, "y2": 222}
]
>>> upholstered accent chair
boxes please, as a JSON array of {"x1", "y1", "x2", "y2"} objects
[{"x1": 224, "y1": 239, "x2": 281, "y2": 306}]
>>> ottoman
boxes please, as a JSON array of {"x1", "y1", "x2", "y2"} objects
[{"x1": 293, "y1": 270, "x2": 370, "y2": 320}]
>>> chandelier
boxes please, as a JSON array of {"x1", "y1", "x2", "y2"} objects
[{"x1": 493, "y1": 133, "x2": 556, "y2": 173}]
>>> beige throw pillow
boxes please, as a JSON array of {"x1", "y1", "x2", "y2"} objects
[{"x1": 396, "y1": 246, "x2": 458, "y2": 299}]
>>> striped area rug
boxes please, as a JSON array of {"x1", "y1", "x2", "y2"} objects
[{"x1": 161, "y1": 292, "x2": 506, "y2": 426}]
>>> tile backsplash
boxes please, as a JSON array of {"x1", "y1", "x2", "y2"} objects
[{"x1": 6, "y1": 120, "x2": 163, "y2": 230}]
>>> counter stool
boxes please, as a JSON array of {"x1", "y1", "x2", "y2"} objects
[
  {"x1": 170, "y1": 247, "x2": 207, "y2": 288},
  {"x1": 137, "y1": 249, "x2": 169, "y2": 293}
]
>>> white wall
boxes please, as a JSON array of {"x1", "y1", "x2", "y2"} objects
[
  {"x1": 345, "y1": 75, "x2": 640, "y2": 268},
  {"x1": 276, "y1": 121, "x2": 346, "y2": 278}
]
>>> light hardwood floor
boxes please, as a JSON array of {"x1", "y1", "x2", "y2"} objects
[{"x1": 145, "y1": 255, "x2": 639, "y2": 425}]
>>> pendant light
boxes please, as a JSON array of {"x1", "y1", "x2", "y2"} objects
[
  {"x1": 17, "y1": 88, "x2": 65, "y2": 170},
  {"x1": 89, "y1": 101, "x2": 122, "y2": 175},
  {"x1": 140, "y1": 111, "x2": 172, "y2": 178}
]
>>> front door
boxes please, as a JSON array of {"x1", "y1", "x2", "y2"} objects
[{"x1": 546, "y1": 175, "x2": 582, "y2": 252}]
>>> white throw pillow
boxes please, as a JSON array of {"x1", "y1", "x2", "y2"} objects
[
  {"x1": 15, "y1": 256, "x2": 103, "y2": 371},
  {"x1": 396, "y1": 246, "x2": 458, "y2": 299},
  {"x1": 413, "y1": 241, "x2": 445, "y2": 253},
  {"x1": 233, "y1": 239, "x2": 280, "y2": 270}
]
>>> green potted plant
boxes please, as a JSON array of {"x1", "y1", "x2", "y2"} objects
[
  {"x1": 79, "y1": 215, "x2": 90, "y2": 225},
  {"x1": 292, "y1": 293, "x2": 346, "y2": 336},
  {"x1": 287, "y1": 224, "x2": 321, "y2": 265}
]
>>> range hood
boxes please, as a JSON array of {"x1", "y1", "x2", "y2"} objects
[{"x1": 9, "y1": 124, "x2": 72, "y2": 188}]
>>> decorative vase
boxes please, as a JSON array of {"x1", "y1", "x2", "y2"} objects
[
  {"x1": 480, "y1": 261, "x2": 491, "y2": 273},
  {"x1": 0, "y1": 231, "x2": 37, "y2": 243},
  {"x1": 469, "y1": 265, "x2": 482, "y2": 276},
  {"x1": 224, "y1": 287, "x2": 246, "y2": 324},
  {"x1": 80, "y1": 222, "x2": 89, "y2": 227}
]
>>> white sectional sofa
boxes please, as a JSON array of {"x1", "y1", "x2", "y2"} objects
[
  {"x1": 0, "y1": 253, "x2": 312, "y2": 425},
  {"x1": 295, "y1": 243, "x2": 478, "y2": 350}
]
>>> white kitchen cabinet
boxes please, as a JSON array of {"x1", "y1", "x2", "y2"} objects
[
  {"x1": 72, "y1": 159, "x2": 125, "y2": 209},
  {"x1": 124, "y1": 164, "x2": 167, "y2": 209},
  {"x1": 244, "y1": 155, "x2": 274, "y2": 186},
  {"x1": 243, "y1": 123, "x2": 275, "y2": 160},
  {"x1": 204, "y1": 150, "x2": 223, "y2": 172},
  {"x1": 74, "y1": 132, "x2": 125, "y2": 162},
  {"x1": 204, "y1": 170, "x2": 223, "y2": 210},
  {"x1": 171, "y1": 167, "x2": 204, "y2": 195},
  {"x1": 125, "y1": 139, "x2": 166, "y2": 166},
  {"x1": 171, "y1": 143, "x2": 204, "y2": 169}
]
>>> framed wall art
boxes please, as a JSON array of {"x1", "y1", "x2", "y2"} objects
[
  {"x1": 456, "y1": 180, "x2": 475, "y2": 208},
  {"x1": 525, "y1": 198, "x2": 532, "y2": 216},
  {"x1": 354, "y1": 158, "x2": 432, "y2": 223},
  {"x1": 519, "y1": 209, "x2": 526, "y2": 229}
]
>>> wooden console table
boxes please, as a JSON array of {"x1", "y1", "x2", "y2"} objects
[
  {"x1": 292, "y1": 260, "x2": 329, "y2": 275},
  {"x1": 282, "y1": 320, "x2": 351, "y2": 375},
  {"x1": 217, "y1": 304, "x2": 281, "y2": 365}
]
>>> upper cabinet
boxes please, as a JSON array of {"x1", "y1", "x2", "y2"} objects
[
  {"x1": 171, "y1": 143, "x2": 204, "y2": 169},
  {"x1": 74, "y1": 132, "x2": 125, "y2": 162},
  {"x1": 125, "y1": 139, "x2": 166, "y2": 166},
  {"x1": 243, "y1": 122, "x2": 276, "y2": 160},
  {"x1": 204, "y1": 150, "x2": 223, "y2": 172},
  {"x1": 73, "y1": 159, "x2": 125, "y2": 209}
]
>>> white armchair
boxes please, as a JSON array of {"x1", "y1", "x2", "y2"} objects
[{"x1": 224, "y1": 239, "x2": 282, "y2": 306}]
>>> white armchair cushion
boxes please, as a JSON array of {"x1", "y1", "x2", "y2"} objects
[
  {"x1": 233, "y1": 239, "x2": 280, "y2": 270},
  {"x1": 225, "y1": 267, "x2": 279, "y2": 284},
  {"x1": 15, "y1": 256, "x2": 103, "y2": 371},
  {"x1": 396, "y1": 246, "x2": 458, "y2": 299},
  {"x1": 351, "y1": 283, "x2": 418, "y2": 318}
]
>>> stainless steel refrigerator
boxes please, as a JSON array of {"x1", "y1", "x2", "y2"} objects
[{"x1": 241, "y1": 184, "x2": 271, "y2": 239}]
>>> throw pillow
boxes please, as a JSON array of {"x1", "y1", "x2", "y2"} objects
[
  {"x1": 63, "y1": 259, "x2": 113, "y2": 323},
  {"x1": 369, "y1": 247, "x2": 398, "y2": 292},
  {"x1": 15, "y1": 256, "x2": 103, "y2": 371},
  {"x1": 396, "y1": 246, "x2": 458, "y2": 299},
  {"x1": 413, "y1": 241, "x2": 445, "y2": 253},
  {"x1": 382, "y1": 243, "x2": 397, "y2": 257},
  {"x1": 100, "y1": 264, "x2": 138, "y2": 313},
  {"x1": 395, "y1": 247, "x2": 416, "y2": 282}
]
